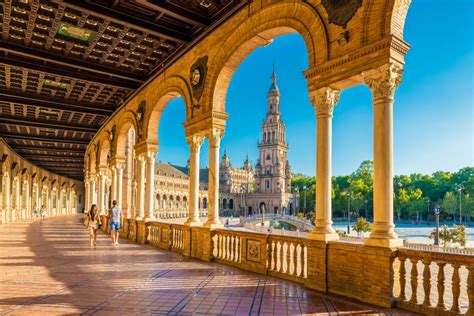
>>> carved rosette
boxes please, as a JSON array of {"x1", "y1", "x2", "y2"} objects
[
  {"x1": 186, "y1": 135, "x2": 204, "y2": 152},
  {"x1": 364, "y1": 63, "x2": 404, "y2": 99},
  {"x1": 207, "y1": 128, "x2": 224, "y2": 148},
  {"x1": 310, "y1": 87, "x2": 340, "y2": 118}
]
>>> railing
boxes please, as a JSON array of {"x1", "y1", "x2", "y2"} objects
[
  {"x1": 212, "y1": 230, "x2": 242, "y2": 264},
  {"x1": 403, "y1": 241, "x2": 474, "y2": 255},
  {"x1": 170, "y1": 224, "x2": 184, "y2": 251},
  {"x1": 394, "y1": 248, "x2": 474, "y2": 315},
  {"x1": 267, "y1": 235, "x2": 308, "y2": 283},
  {"x1": 244, "y1": 214, "x2": 314, "y2": 229},
  {"x1": 147, "y1": 222, "x2": 185, "y2": 252},
  {"x1": 243, "y1": 222, "x2": 307, "y2": 237}
]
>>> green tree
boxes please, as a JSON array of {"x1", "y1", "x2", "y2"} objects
[
  {"x1": 352, "y1": 217, "x2": 372, "y2": 237},
  {"x1": 441, "y1": 191, "x2": 458, "y2": 220}
]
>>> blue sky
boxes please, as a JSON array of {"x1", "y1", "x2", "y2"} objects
[{"x1": 157, "y1": 0, "x2": 473, "y2": 176}]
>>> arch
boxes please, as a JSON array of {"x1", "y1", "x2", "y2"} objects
[
  {"x1": 207, "y1": 2, "x2": 328, "y2": 113},
  {"x1": 144, "y1": 76, "x2": 192, "y2": 143},
  {"x1": 223, "y1": 198, "x2": 227, "y2": 209},
  {"x1": 98, "y1": 135, "x2": 111, "y2": 167},
  {"x1": 259, "y1": 202, "x2": 266, "y2": 213},
  {"x1": 114, "y1": 111, "x2": 139, "y2": 157},
  {"x1": 229, "y1": 199, "x2": 234, "y2": 210},
  {"x1": 202, "y1": 197, "x2": 207, "y2": 209}
]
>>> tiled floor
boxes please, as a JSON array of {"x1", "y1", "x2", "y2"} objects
[{"x1": 0, "y1": 216, "x2": 416, "y2": 315}]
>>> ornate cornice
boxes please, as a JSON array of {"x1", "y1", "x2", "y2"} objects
[{"x1": 305, "y1": 35, "x2": 409, "y2": 80}]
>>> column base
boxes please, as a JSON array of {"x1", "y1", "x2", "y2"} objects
[
  {"x1": 184, "y1": 218, "x2": 202, "y2": 227},
  {"x1": 307, "y1": 231, "x2": 339, "y2": 242},
  {"x1": 364, "y1": 237, "x2": 403, "y2": 248},
  {"x1": 203, "y1": 220, "x2": 223, "y2": 229}
]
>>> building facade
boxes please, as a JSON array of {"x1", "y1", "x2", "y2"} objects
[{"x1": 153, "y1": 70, "x2": 293, "y2": 218}]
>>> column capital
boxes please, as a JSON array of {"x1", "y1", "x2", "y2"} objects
[
  {"x1": 186, "y1": 135, "x2": 204, "y2": 151},
  {"x1": 134, "y1": 139, "x2": 159, "y2": 156},
  {"x1": 363, "y1": 62, "x2": 403, "y2": 99},
  {"x1": 309, "y1": 87, "x2": 340, "y2": 118},
  {"x1": 110, "y1": 156, "x2": 126, "y2": 168},
  {"x1": 206, "y1": 128, "x2": 224, "y2": 148}
]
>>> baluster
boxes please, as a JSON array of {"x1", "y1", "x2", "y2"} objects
[
  {"x1": 399, "y1": 257, "x2": 407, "y2": 301},
  {"x1": 271, "y1": 241, "x2": 276, "y2": 270},
  {"x1": 225, "y1": 235, "x2": 230, "y2": 261},
  {"x1": 467, "y1": 265, "x2": 473, "y2": 315},
  {"x1": 296, "y1": 244, "x2": 302, "y2": 277},
  {"x1": 276, "y1": 241, "x2": 281, "y2": 272},
  {"x1": 451, "y1": 263, "x2": 461, "y2": 313},
  {"x1": 422, "y1": 259, "x2": 431, "y2": 307},
  {"x1": 219, "y1": 234, "x2": 223, "y2": 259},
  {"x1": 236, "y1": 237, "x2": 240, "y2": 262},
  {"x1": 410, "y1": 259, "x2": 419, "y2": 305},
  {"x1": 229, "y1": 236, "x2": 234, "y2": 262},
  {"x1": 292, "y1": 243, "x2": 298, "y2": 276},
  {"x1": 436, "y1": 262, "x2": 446, "y2": 310},
  {"x1": 303, "y1": 245, "x2": 308, "y2": 278},
  {"x1": 284, "y1": 242, "x2": 290, "y2": 274}
]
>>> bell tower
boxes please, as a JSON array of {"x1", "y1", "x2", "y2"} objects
[{"x1": 255, "y1": 66, "x2": 291, "y2": 195}]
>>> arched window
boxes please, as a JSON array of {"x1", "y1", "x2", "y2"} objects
[
  {"x1": 229, "y1": 199, "x2": 234, "y2": 209},
  {"x1": 223, "y1": 198, "x2": 227, "y2": 209},
  {"x1": 203, "y1": 197, "x2": 207, "y2": 209},
  {"x1": 266, "y1": 180, "x2": 270, "y2": 189}
]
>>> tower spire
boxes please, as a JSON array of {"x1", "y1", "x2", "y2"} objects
[{"x1": 268, "y1": 63, "x2": 279, "y2": 96}]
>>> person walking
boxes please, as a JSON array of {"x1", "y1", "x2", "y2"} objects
[
  {"x1": 88, "y1": 204, "x2": 99, "y2": 247},
  {"x1": 40, "y1": 205, "x2": 47, "y2": 221},
  {"x1": 109, "y1": 200, "x2": 122, "y2": 246},
  {"x1": 33, "y1": 204, "x2": 39, "y2": 221}
]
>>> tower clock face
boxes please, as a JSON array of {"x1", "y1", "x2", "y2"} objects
[{"x1": 191, "y1": 68, "x2": 201, "y2": 86}]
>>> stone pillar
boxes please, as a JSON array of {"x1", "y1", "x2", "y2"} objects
[
  {"x1": 204, "y1": 129, "x2": 223, "y2": 229},
  {"x1": 84, "y1": 177, "x2": 89, "y2": 212},
  {"x1": 145, "y1": 151, "x2": 156, "y2": 220},
  {"x1": 308, "y1": 87, "x2": 340, "y2": 241},
  {"x1": 98, "y1": 168, "x2": 107, "y2": 214},
  {"x1": 90, "y1": 175, "x2": 97, "y2": 206},
  {"x1": 185, "y1": 135, "x2": 204, "y2": 226},
  {"x1": 116, "y1": 165, "x2": 124, "y2": 210},
  {"x1": 364, "y1": 63, "x2": 403, "y2": 248},
  {"x1": 111, "y1": 166, "x2": 117, "y2": 204},
  {"x1": 136, "y1": 154, "x2": 146, "y2": 219}
]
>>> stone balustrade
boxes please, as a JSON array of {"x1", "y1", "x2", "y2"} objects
[
  {"x1": 96, "y1": 218, "x2": 473, "y2": 314},
  {"x1": 394, "y1": 248, "x2": 473, "y2": 315}
]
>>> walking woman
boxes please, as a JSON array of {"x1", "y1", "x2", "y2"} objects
[
  {"x1": 40, "y1": 205, "x2": 47, "y2": 221},
  {"x1": 88, "y1": 204, "x2": 99, "y2": 247}
]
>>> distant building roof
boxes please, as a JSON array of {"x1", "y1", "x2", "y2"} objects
[
  {"x1": 168, "y1": 164, "x2": 209, "y2": 183},
  {"x1": 155, "y1": 163, "x2": 188, "y2": 179}
]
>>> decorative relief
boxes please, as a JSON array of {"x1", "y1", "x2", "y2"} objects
[
  {"x1": 186, "y1": 135, "x2": 204, "y2": 151},
  {"x1": 207, "y1": 128, "x2": 224, "y2": 147},
  {"x1": 247, "y1": 239, "x2": 261, "y2": 262},
  {"x1": 310, "y1": 87, "x2": 340, "y2": 117},
  {"x1": 190, "y1": 56, "x2": 208, "y2": 101},
  {"x1": 137, "y1": 100, "x2": 146, "y2": 139},
  {"x1": 321, "y1": 0, "x2": 363, "y2": 28},
  {"x1": 364, "y1": 63, "x2": 403, "y2": 99}
]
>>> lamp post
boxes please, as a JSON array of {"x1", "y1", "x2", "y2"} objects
[
  {"x1": 347, "y1": 192, "x2": 351, "y2": 234},
  {"x1": 434, "y1": 206, "x2": 440, "y2": 246},
  {"x1": 303, "y1": 185, "x2": 307, "y2": 214},
  {"x1": 457, "y1": 185, "x2": 464, "y2": 224},
  {"x1": 293, "y1": 188, "x2": 298, "y2": 216},
  {"x1": 364, "y1": 199, "x2": 368, "y2": 219},
  {"x1": 426, "y1": 199, "x2": 430, "y2": 224}
]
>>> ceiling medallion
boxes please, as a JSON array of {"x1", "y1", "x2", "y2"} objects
[{"x1": 321, "y1": 0, "x2": 363, "y2": 28}]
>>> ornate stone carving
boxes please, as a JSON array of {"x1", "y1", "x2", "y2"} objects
[
  {"x1": 190, "y1": 56, "x2": 208, "y2": 102},
  {"x1": 321, "y1": 0, "x2": 363, "y2": 28},
  {"x1": 364, "y1": 63, "x2": 404, "y2": 99},
  {"x1": 136, "y1": 100, "x2": 146, "y2": 139},
  {"x1": 207, "y1": 128, "x2": 224, "y2": 147},
  {"x1": 310, "y1": 87, "x2": 340, "y2": 118},
  {"x1": 186, "y1": 135, "x2": 204, "y2": 151}
]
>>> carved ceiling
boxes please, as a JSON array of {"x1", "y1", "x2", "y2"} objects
[{"x1": 0, "y1": 0, "x2": 246, "y2": 180}]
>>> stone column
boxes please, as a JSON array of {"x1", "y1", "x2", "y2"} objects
[
  {"x1": 90, "y1": 175, "x2": 97, "y2": 205},
  {"x1": 98, "y1": 168, "x2": 107, "y2": 214},
  {"x1": 136, "y1": 154, "x2": 146, "y2": 219},
  {"x1": 185, "y1": 135, "x2": 204, "y2": 226},
  {"x1": 364, "y1": 63, "x2": 403, "y2": 248},
  {"x1": 111, "y1": 166, "x2": 117, "y2": 204},
  {"x1": 308, "y1": 87, "x2": 340, "y2": 241},
  {"x1": 84, "y1": 177, "x2": 89, "y2": 212},
  {"x1": 145, "y1": 151, "x2": 156, "y2": 220},
  {"x1": 204, "y1": 129, "x2": 224, "y2": 229},
  {"x1": 116, "y1": 164, "x2": 124, "y2": 210}
]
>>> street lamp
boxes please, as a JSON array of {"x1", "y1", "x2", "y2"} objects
[
  {"x1": 364, "y1": 199, "x2": 368, "y2": 219},
  {"x1": 426, "y1": 199, "x2": 430, "y2": 224},
  {"x1": 457, "y1": 185, "x2": 464, "y2": 224},
  {"x1": 347, "y1": 192, "x2": 351, "y2": 234},
  {"x1": 293, "y1": 188, "x2": 298, "y2": 216},
  {"x1": 434, "y1": 205, "x2": 441, "y2": 246},
  {"x1": 303, "y1": 185, "x2": 307, "y2": 214}
]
